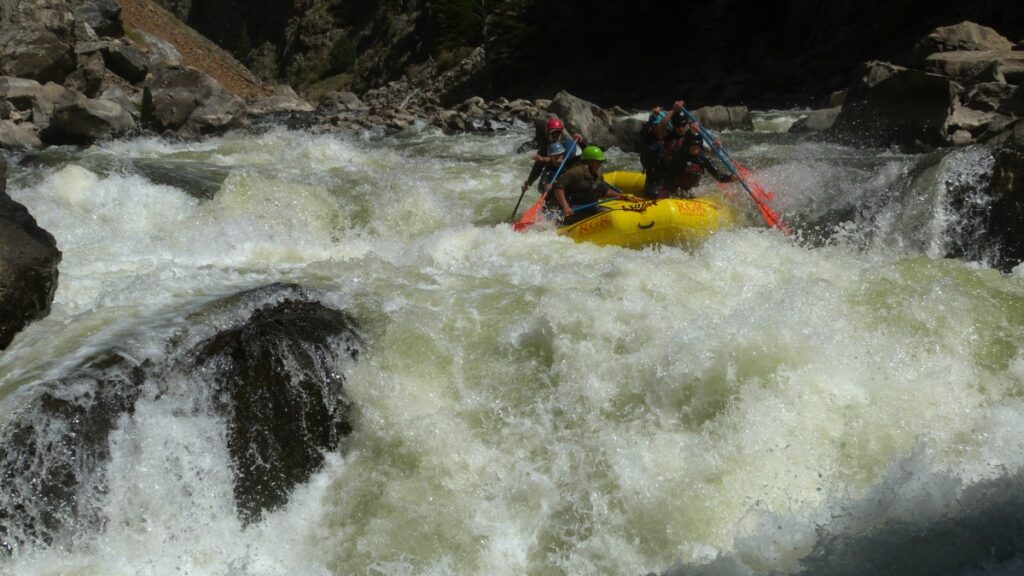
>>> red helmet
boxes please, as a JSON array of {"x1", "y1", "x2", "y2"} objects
[{"x1": 546, "y1": 118, "x2": 564, "y2": 132}]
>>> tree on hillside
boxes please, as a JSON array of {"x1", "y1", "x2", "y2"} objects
[{"x1": 430, "y1": 0, "x2": 489, "y2": 51}]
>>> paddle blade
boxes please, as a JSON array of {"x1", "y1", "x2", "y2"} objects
[
  {"x1": 756, "y1": 201, "x2": 792, "y2": 235},
  {"x1": 514, "y1": 193, "x2": 547, "y2": 232},
  {"x1": 734, "y1": 161, "x2": 775, "y2": 203},
  {"x1": 731, "y1": 163, "x2": 792, "y2": 235}
]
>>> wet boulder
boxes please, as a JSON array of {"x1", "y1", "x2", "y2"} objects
[
  {"x1": 0, "y1": 156, "x2": 61, "y2": 350},
  {"x1": 192, "y1": 297, "x2": 363, "y2": 523},
  {"x1": 142, "y1": 65, "x2": 246, "y2": 137},
  {"x1": 0, "y1": 283, "x2": 364, "y2": 550},
  {"x1": 830, "y1": 61, "x2": 959, "y2": 148},
  {"x1": 0, "y1": 355, "x2": 144, "y2": 552},
  {"x1": 987, "y1": 121, "x2": 1024, "y2": 268}
]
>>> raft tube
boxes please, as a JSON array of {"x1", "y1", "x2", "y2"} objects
[{"x1": 556, "y1": 171, "x2": 737, "y2": 248}]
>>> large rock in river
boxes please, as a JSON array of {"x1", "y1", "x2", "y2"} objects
[
  {"x1": 142, "y1": 65, "x2": 246, "y2": 137},
  {"x1": 0, "y1": 355, "x2": 145, "y2": 551},
  {"x1": 546, "y1": 90, "x2": 640, "y2": 152},
  {"x1": 0, "y1": 156, "x2": 61, "y2": 351},
  {"x1": 830, "y1": 61, "x2": 959, "y2": 148},
  {"x1": 0, "y1": 284, "x2": 362, "y2": 551},
  {"x1": 192, "y1": 294, "x2": 362, "y2": 523},
  {"x1": 987, "y1": 122, "x2": 1024, "y2": 268}
]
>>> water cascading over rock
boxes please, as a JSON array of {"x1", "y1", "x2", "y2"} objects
[{"x1": 0, "y1": 283, "x2": 363, "y2": 552}]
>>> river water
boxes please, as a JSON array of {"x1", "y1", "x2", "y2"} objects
[{"x1": 2, "y1": 114, "x2": 1024, "y2": 575}]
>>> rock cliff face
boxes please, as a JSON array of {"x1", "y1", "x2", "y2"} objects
[
  {"x1": 156, "y1": 0, "x2": 1024, "y2": 108},
  {"x1": 164, "y1": 0, "x2": 434, "y2": 92}
]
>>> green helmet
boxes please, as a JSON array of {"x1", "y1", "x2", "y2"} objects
[{"x1": 580, "y1": 145, "x2": 606, "y2": 162}]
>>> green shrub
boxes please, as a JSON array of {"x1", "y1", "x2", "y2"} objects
[
  {"x1": 329, "y1": 34, "x2": 358, "y2": 74},
  {"x1": 431, "y1": 0, "x2": 488, "y2": 51}
]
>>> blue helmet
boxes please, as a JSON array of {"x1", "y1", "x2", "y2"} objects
[{"x1": 546, "y1": 141, "x2": 566, "y2": 156}]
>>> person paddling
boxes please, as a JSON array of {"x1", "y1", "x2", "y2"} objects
[
  {"x1": 548, "y1": 146, "x2": 637, "y2": 223},
  {"x1": 639, "y1": 105, "x2": 669, "y2": 197},
  {"x1": 537, "y1": 141, "x2": 567, "y2": 193},
  {"x1": 657, "y1": 124, "x2": 735, "y2": 199},
  {"x1": 521, "y1": 117, "x2": 585, "y2": 194}
]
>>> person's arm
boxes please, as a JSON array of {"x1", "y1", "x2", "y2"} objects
[
  {"x1": 523, "y1": 159, "x2": 545, "y2": 191},
  {"x1": 553, "y1": 170, "x2": 579, "y2": 216},
  {"x1": 560, "y1": 135, "x2": 585, "y2": 157},
  {"x1": 654, "y1": 100, "x2": 685, "y2": 140},
  {"x1": 554, "y1": 187, "x2": 573, "y2": 216}
]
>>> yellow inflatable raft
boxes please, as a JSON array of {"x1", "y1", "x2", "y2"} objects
[{"x1": 556, "y1": 171, "x2": 737, "y2": 248}]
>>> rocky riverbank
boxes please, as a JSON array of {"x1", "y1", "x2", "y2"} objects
[{"x1": 788, "y1": 22, "x2": 1024, "y2": 267}]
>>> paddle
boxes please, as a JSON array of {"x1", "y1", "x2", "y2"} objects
[
  {"x1": 513, "y1": 138, "x2": 579, "y2": 231},
  {"x1": 680, "y1": 108, "x2": 791, "y2": 234},
  {"x1": 568, "y1": 196, "x2": 619, "y2": 213}
]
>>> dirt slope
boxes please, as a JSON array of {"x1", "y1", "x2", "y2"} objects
[{"x1": 117, "y1": 0, "x2": 270, "y2": 98}]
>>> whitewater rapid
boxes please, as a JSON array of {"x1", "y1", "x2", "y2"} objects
[{"x1": 2, "y1": 119, "x2": 1023, "y2": 575}]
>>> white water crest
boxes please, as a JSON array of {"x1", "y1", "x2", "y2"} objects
[{"x1": 2, "y1": 124, "x2": 1024, "y2": 575}]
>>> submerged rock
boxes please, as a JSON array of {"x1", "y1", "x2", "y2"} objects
[
  {"x1": 0, "y1": 355, "x2": 145, "y2": 552},
  {"x1": 193, "y1": 296, "x2": 362, "y2": 523}
]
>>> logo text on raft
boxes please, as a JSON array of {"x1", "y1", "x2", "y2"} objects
[
  {"x1": 577, "y1": 214, "x2": 612, "y2": 235},
  {"x1": 674, "y1": 202, "x2": 710, "y2": 216}
]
